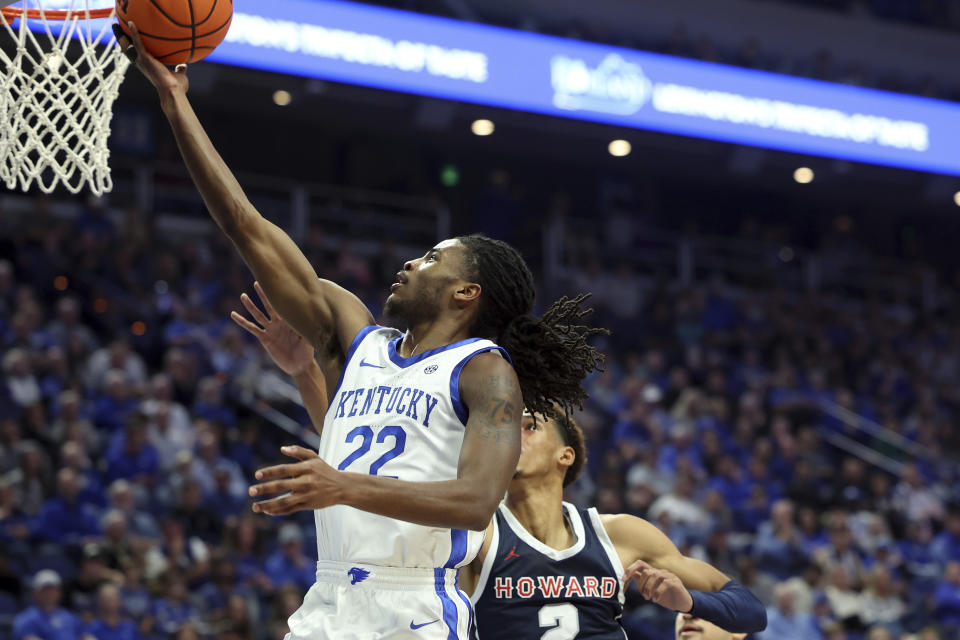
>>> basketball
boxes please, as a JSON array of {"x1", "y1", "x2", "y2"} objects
[{"x1": 115, "y1": 0, "x2": 233, "y2": 65}]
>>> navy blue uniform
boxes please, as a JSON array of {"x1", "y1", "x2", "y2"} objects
[{"x1": 471, "y1": 502, "x2": 627, "y2": 639}]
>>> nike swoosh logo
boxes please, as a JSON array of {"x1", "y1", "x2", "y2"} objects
[
  {"x1": 359, "y1": 359, "x2": 385, "y2": 368},
  {"x1": 410, "y1": 620, "x2": 439, "y2": 630}
]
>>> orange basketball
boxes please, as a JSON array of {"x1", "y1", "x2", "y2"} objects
[{"x1": 115, "y1": 0, "x2": 233, "y2": 65}]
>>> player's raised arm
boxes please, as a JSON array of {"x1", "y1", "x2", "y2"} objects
[
  {"x1": 602, "y1": 514, "x2": 767, "y2": 633},
  {"x1": 114, "y1": 23, "x2": 373, "y2": 355},
  {"x1": 248, "y1": 352, "x2": 520, "y2": 530},
  {"x1": 231, "y1": 283, "x2": 335, "y2": 435}
]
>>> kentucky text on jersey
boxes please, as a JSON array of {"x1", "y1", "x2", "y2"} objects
[
  {"x1": 333, "y1": 385, "x2": 440, "y2": 427},
  {"x1": 493, "y1": 576, "x2": 619, "y2": 599}
]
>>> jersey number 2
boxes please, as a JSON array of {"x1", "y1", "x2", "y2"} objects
[
  {"x1": 538, "y1": 603, "x2": 580, "y2": 640},
  {"x1": 337, "y1": 425, "x2": 406, "y2": 477}
]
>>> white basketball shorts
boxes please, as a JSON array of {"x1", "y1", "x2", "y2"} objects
[{"x1": 285, "y1": 561, "x2": 474, "y2": 640}]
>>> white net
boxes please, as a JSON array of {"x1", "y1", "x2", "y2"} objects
[{"x1": 0, "y1": 0, "x2": 129, "y2": 194}]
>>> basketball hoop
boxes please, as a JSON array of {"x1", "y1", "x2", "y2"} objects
[{"x1": 1, "y1": 0, "x2": 128, "y2": 195}]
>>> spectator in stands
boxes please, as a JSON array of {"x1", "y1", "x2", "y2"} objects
[
  {"x1": 144, "y1": 518, "x2": 210, "y2": 585},
  {"x1": 195, "y1": 556, "x2": 254, "y2": 627},
  {"x1": 61, "y1": 442, "x2": 104, "y2": 509},
  {"x1": 104, "y1": 413, "x2": 159, "y2": 486},
  {"x1": 814, "y1": 514, "x2": 864, "y2": 580},
  {"x1": 756, "y1": 581, "x2": 822, "y2": 640},
  {"x1": 4, "y1": 348, "x2": 40, "y2": 410},
  {"x1": 91, "y1": 370, "x2": 139, "y2": 435},
  {"x1": 100, "y1": 510, "x2": 135, "y2": 571},
  {"x1": 934, "y1": 561, "x2": 960, "y2": 637},
  {"x1": 14, "y1": 440, "x2": 51, "y2": 517},
  {"x1": 161, "y1": 348, "x2": 199, "y2": 407},
  {"x1": 64, "y1": 544, "x2": 119, "y2": 621},
  {"x1": 141, "y1": 374, "x2": 194, "y2": 470},
  {"x1": 859, "y1": 566, "x2": 906, "y2": 632},
  {"x1": 46, "y1": 297, "x2": 98, "y2": 355},
  {"x1": 33, "y1": 467, "x2": 100, "y2": 545},
  {"x1": 220, "y1": 593, "x2": 256, "y2": 640},
  {"x1": 932, "y1": 506, "x2": 960, "y2": 562},
  {"x1": 267, "y1": 585, "x2": 305, "y2": 640},
  {"x1": 117, "y1": 561, "x2": 152, "y2": 636},
  {"x1": 83, "y1": 582, "x2": 140, "y2": 640},
  {"x1": 191, "y1": 425, "x2": 245, "y2": 501},
  {"x1": 152, "y1": 572, "x2": 197, "y2": 637},
  {"x1": 647, "y1": 475, "x2": 710, "y2": 530},
  {"x1": 823, "y1": 564, "x2": 863, "y2": 631},
  {"x1": 85, "y1": 339, "x2": 147, "y2": 393},
  {"x1": 107, "y1": 479, "x2": 159, "y2": 541},
  {"x1": 0, "y1": 475, "x2": 30, "y2": 551},
  {"x1": 754, "y1": 499, "x2": 807, "y2": 581},
  {"x1": 13, "y1": 570, "x2": 83, "y2": 640},
  {"x1": 892, "y1": 463, "x2": 945, "y2": 525},
  {"x1": 192, "y1": 377, "x2": 236, "y2": 430},
  {"x1": 170, "y1": 481, "x2": 220, "y2": 543},
  {"x1": 263, "y1": 524, "x2": 315, "y2": 592},
  {"x1": 208, "y1": 466, "x2": 247, "y2": 522},
  {"x1": 49, "y1": 391, "x2": 99, "y2": 457}
]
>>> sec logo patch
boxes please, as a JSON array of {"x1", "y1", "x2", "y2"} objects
[{"x1": 424, "y1": 365, "x2": 438, "y2": 374}]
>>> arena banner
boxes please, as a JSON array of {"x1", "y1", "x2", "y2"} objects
[{"x1": 23, "y1": 0, "x2": 960, "y2": 175}]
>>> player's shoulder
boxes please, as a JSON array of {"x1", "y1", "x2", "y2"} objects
[
  {"x1": 459, "y1": 348, "x2": 517, "y2": 385},
  {"x1": 598, "y1": 512, "x2": 660, "y2": 543}
]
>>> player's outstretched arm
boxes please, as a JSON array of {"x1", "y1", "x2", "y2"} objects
[
  {"x1": 248, "y1": 353, "x2": 521, "y2": 530},
  {"x1": 114, "y1": 23, "x2": 374, "y2": 355},
  {"x1": 231, "y1": 282, "x2": 332, "y2": 435},
  {"x1": 602, "y1": 514, "x2": 767, "y2": 633}
]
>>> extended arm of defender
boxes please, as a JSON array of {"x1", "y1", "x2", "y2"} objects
[
  {"x1": 603, "y1": 514, "x2": 730, "y2": 591},
  {"x1": 603, "y1": 514, "x2": 766, "y2": 633},
  {"x1": 117, "y1": 23, "x2": 373, "y2": 354},
  {"x1": 249, "y1": 353, "x2": 521, "y2": 531}
]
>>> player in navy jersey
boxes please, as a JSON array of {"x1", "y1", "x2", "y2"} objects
[
  {"x1": 235, "y1": 294, "x2": 765, "y2": 639},
  {"x1": 458, "y1": 410, "x2": 766, "y2": 639},
  {"x1": 674, "y1": 612, "x2": 746, "y2": 640}
]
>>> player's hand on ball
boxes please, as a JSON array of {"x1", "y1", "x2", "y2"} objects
[
  {"x1": 231, "y1": 282, "x2": 316, "y2": 377},
  {"x1": 249, "y1": 446, "x2": 344, "y2": 515},
  {"x1": 623, "y1": 560, "x2": 694, "y2": 613},
  {"x1": 112, "y1": 21, "x2": 188, "y2": 94}
]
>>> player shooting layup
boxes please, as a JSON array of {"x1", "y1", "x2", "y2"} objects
[
  {"x1": 235, "y1": 290, "x2": 766, "y2": 640},
  {"x1": 116, "y1": 24, "x2": 606, "y2": 640}
]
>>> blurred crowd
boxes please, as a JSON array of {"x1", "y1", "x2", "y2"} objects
[{"x1": 0, "y1": 193, "x2": 959, "y2": 640}]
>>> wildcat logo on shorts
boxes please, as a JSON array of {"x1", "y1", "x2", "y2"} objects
[
  {"x1": 347, "y1": 567, "x2": 370, "y2": 585},
  {"x1": 423, "y1": 365, "x2": 438, "y2": 374}
]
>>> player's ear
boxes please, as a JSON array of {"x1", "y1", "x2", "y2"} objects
[
  {"x1": 558, "y1": 445, "x2": 575, "y2": 471},
  {"x1": 452, "y1": 282, "x2": 481, "y2": 306},
  {"x1": 731, "y1": 634, "x2": 747, "y2": 640}
]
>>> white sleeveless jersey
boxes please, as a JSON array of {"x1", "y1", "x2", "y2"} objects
[{"x1": 314, "y1": 325, "x2": 510, "y2": 570}]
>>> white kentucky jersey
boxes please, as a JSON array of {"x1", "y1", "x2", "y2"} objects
[{"x1": 314, "y1": 325, "x2": 511, "y2": 570}]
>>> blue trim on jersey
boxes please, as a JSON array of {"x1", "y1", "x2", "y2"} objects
[
  {"x1": 449, "y1": 346, "x2": 511, "y2": 425},
  {"x1": 435, "y1": 568, "x2": 460, "y2": 640},
  {"x1": 387, "y1": 336, "x2": 485, "y2": 368},
  {"x1": 445, "y1": 529, "x2": 468, "y2": 568},
  {"x1": 454, "y1": 574, "x2": 475, "y2": 638},
  {"x1": 331, "y1": 325, "x2": 383, "y2": 398}
]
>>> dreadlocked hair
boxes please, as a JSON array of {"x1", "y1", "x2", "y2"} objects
[
  {"x1": 457, "y1": 234, "x2": 609, "y2": 418},
  {"x1": 550, "y1": 410, "x2": 587, "y2": 488}
]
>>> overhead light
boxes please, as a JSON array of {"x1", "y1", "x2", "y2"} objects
[
  {"x1": 794, "y1": 167, "x2": 814, "y2": 184},
  {"x1": 954, "y1": 191, "x2": 960, "y2": 207},
  {"x1": 608, "y1": 139, "x2": 631, "y2": 157},
  {"x1": 273, "y1": 90, "x2": 292, "y2": 106},
  {"x1": 471, "y1": 119, "x2": 495, "y2": 136}
]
